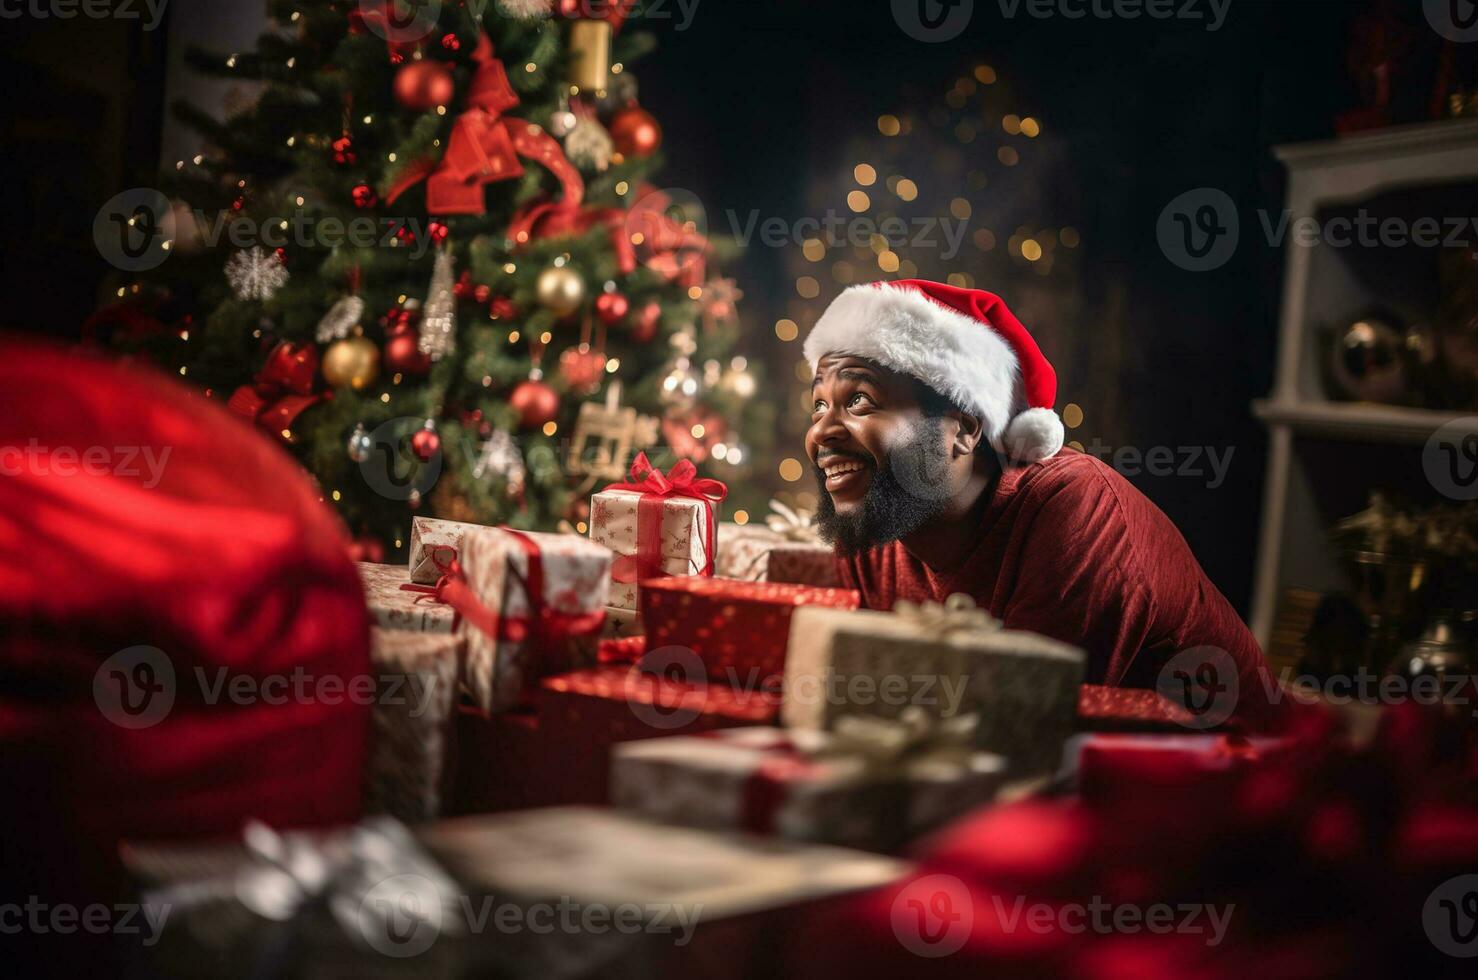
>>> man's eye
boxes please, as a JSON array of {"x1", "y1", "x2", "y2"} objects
[
  {"x1": 812, "y1": 400, "x2": 827, "y2": 414},
  {"x1": 847, "y1": 392, "x2": 872, "y2": 408}
]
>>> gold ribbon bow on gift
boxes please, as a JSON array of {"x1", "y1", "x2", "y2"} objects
[
  {"x1": 764, "y1": 499, "x2": 824, "y2": 543},
  {"x1": 893, "y1": 593, "x2": 1001, "y2": 636},
  {"x1": 808, "y1": 707, "x2": 983, "y2": 779}
]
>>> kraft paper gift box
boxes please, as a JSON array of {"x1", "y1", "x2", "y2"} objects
[
  {"x1": 455, "y1": 526, "x2": 612, "y2": 713},
  {"x1": 782, "y1": 599, "x2": 1085, "y2": 774},
  {"x1": 365, "y1": 627, "x2": 462, "y2": 822},
  {"x1": 358, "y1": 560, "x2": 456, "y2": 634},
  {"x1": 610, "y1": 718, "x2": 1006, "y2": 852},
  {"x1": 640, "y1": 577, "x2": 861, "y2": 690},
  {"x1": 715, "y1": 522, "x2": 839, "y2": 587},
  {"x1": 408, "y1": 515, "x2": 488, "y2": 584}
]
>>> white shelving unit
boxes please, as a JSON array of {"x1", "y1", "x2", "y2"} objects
[{"x1": 1250, "y1": 118, "x2": 1478, "y2": 650}]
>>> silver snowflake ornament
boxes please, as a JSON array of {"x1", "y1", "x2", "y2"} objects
[{"x1": 227, "y1": 246, "x2": 289, "y2": 302}]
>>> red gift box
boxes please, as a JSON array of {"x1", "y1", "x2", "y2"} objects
[
  {"x1": 640, "y1": 576, "x2": 861, "y2": 690},
  {"x1": 451, "y1": 663, "x2": 779, "y2": 814},
  {"x1": 1074, "y1": 684, "x2": 1198, "y2": 733}
]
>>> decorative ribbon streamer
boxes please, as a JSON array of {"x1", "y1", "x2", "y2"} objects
[
  {"x1": 506, "y1": 201, "x2": 635, "y2": 274},
  {"x1": 385, "y1": 33, "x2": 583, "y2": 216},
  {"x1": 893, "y1": 593, "x2": 1001, "y2": 636},
  {"x1": 227, "y1": 340, "x2": 326, "y2": 441},
  {"x1": 605, "y1": 451, "x2": 727, "y2": 585}
]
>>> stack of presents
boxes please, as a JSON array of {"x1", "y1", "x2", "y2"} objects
[
  {"x1": 357, "y1": 454, "x2": 1088, "y2": 839},
  {"x1": 129, "y1": 455, "x2": 1478, "y2": 977}
]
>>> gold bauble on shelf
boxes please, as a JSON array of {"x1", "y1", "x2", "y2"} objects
[
  {"x1": 536, "y1": 264, "x2": 587, "y2": 316},
  {"x1": 322, "y1": 334, "x2": 380, "y2": 389}
]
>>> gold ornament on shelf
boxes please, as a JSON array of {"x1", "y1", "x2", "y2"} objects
[
  {"x1": 536, "y1": 263, "x2": 586, "y2": 316},
  {"x1": 322, "y1": 332, "x2": 380, "y2": 390},
  {"x1": 566, "y1": 381, "x2": 660, "y2": 482},
  {"x1": 566, "y1": 19, "x2": 611, "y2": 94}
]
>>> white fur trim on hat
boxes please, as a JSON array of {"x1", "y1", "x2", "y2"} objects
[{"x1": 804, "y1": 283, "x2": 1021, "y2": 449}]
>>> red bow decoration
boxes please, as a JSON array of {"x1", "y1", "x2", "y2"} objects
[
  {"x1": 227, "y1": 341, "x2": 327, "y2": 441},
  {"x1": 556, "y1": 0, "x2": 637, "y2": 31},
  {"x1": 386, "y1": 33, "x2": 583, "y2": 216},
  {"x1": 627, "y1": 185, "x2": 709, "y2": 287},
  {"x1": 401, "y1": 528, "x2": 606, "y2": 702},
  {"x1": 506, "y1": 200, "x2": 636, "y2": 273},
  {"x1": 605, "y1": 451, "x2": 727, "y2": 584}
]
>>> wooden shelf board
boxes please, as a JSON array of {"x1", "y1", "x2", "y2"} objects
[{"x1": 1252, "y1": 400, "x2": 1478, "y2": 444}]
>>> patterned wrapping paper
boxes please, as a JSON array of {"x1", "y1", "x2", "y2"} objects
[
  {"x1": 458, "y1": 527, "x2": 612, "y2": 713},
  {"x1": 782, "y1": 605, "x2": 1085, "y2": 774},
  {"x1": 640, "y1": 577, "x2": 861, "y2": 690},
  {"x1": 1075, "y1": 683, "x2": 1197, "y2": 732},
  {"x1": 589, "y1": 488, "x2": 709, "y2": 609},
  {"x1": 714, "y1": 522, "x2": 839, "y2": 587},
  {"x1": 358, "y1": 560, "x2": 456, "y2": 634},
  {"x1": 610, "y1": 726, "x2": 1006, "y2": 852},
  {"x1": 453, "y1": 664, "x2": 780, "y2": 814},
  {"x1": 408, "y1": 515, "x2": 488, "y2": 584},
  {"x1": 365, "y1": 627, "x2": 462, "y2": 822},
  {"x1": 601, "y1": 604, "x2": 642, "y2": 639}
]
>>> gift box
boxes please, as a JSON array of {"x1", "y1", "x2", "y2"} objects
[
  {"x1": 715, "y1": 521, "x2": 839, "y2": 587},
  {"x1": 611, "y1": 716, "x2": 1006, "y2": 852},
  {"x1": 589, "y1": 452, "x2": 726, "y2": 610},
  {"x1": 1075, "y1": 683, "x2": 1198, "y2": 732},
  {"x1": 365, "y1": 627, "x2": 462, "y2": 823},
  {"x1": 455, "y1": 526, "x2": 611, "y2": 713},
  {"x1": 407, "y1": 515, "x2": 487, "y2": 584},
  {"x1": 601, "y1": 604, "x2": 642, "y2": 639},
  {"x1": 452, "y1": 663, "x2": 780, "y2": 814},
  {"x1": 358, "y1": 560, "x2": 455, "y2": 634},
  {"x1": 640, "y1": 577, "x2": 861, "y2": 690},
  {"x1": 782, "y1": 599, "x2": 1085, "y2": 773}
]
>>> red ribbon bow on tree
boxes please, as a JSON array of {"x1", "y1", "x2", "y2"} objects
[
  {"x1": 386, "y1": 33, "x2": 583, "y2": 216},
  {"x1": 227, "y1": 341, "x2": 327, "y2": 441},
  {"x1": 605, "y1": 451, "x2": 727, "y2": 584}
]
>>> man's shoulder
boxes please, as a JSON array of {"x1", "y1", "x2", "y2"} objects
[{"x1": 1004, "y1": 448, "x2": 1135, "y2": 512}]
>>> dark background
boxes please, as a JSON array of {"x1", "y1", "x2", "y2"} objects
[{"x1": 0, "y1": 0, "x2": 1398, "y2": 612}]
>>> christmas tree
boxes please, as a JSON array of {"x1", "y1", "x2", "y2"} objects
[{"x1": 95, "y1": 0, "x2": 771, "y2": 558}]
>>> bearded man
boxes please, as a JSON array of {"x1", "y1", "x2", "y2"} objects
[{"x1": 803, "y1": 280, "x2": 1281, "y2": 727}]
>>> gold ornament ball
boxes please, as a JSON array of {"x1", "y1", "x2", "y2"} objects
[
  {"x1": 322, "y1": 335, "x2": 381, "y2": 390},
  {"x1": 536, "y1": 265, "x2": 587, "y2": 317}
]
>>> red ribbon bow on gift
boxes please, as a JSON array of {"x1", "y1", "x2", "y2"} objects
[
  {"x1": 386, "y1": 33, "x2": 583, "y2": 216},
  {"x1": 227, "y1": 341, "x2": 327, "y2": 441},
  {"x1": 401, "y1": 528, "x2": 606, "y2": 701},
  {"x1": 604, "y1": 451, "x2": 727, "y2": 585}
]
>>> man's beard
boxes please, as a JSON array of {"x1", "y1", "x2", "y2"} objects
[{"x1": 813, "y1": 423, "x2": 951, "y2": 557}]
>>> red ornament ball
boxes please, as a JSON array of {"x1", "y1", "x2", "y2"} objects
[
  {"x1": 558, "y1": 344, "x2": 608, "y2": 393},
  {"x1": 411, "y1": 424, "x2": 441, "y2": 462},
  {"x1": 428, "y1": 221, "x2": 449, "y2": 244},
  {"x1": 594, "y1": 291, "x2": 630, "y2": 326},
  {"x1": 510, "y1": 379, "x2": 560, "y2": 429},
  {"x1": 608, "y1": 105, "x2": 662, "y2": 158},
  {"x1": 383, "y1": 330, "x2": 430, "y2": 376},
  {"x1": 351, "y1": 183, "x2": 378, "y2": 209},
  {"x1": 393, "y1": 60, "x2": 455, "y2": 112},
  {"x1": 630, "y1": 301, "x2": 661, "y2": 342},
  {"x1": 332, "y1": 136, "x2": 356, "y2": 165},
  {"x1": 441, "y1": 32, "x2": 461, "y2": 51}
]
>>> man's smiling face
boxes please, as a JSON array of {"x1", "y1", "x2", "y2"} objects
[{"x1": 805, "y1": 354, "x2": 959, "y2": 553}]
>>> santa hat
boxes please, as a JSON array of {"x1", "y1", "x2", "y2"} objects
[{"x1": 803, "y1": 279, "x2": 1064, "y2": 463}]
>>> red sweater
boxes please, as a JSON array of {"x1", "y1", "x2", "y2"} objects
[{"x1": 836, "y1": 451, "x2": 1281, "y2": 726}]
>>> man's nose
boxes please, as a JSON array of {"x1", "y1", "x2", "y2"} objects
[{"x1": 809, "y1": 402, "x2": 848, "y2": 447}]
